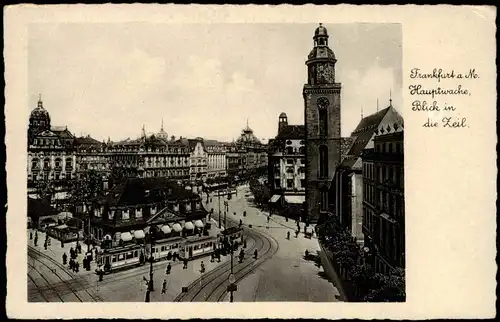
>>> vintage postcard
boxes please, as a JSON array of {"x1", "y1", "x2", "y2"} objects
[{"x1": 4, "y1": 4, "x2": 497, "y2": 320}]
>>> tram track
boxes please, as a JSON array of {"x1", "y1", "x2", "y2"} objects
[
  {"x1": 173, "y1": 223, "x2": 279, "y2": 302},
  {"x1": 28, "y1": 246, "x2": 102, "y2": 302}
]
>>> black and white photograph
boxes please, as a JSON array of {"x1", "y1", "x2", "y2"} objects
[{"x1": 25, "y1": 22, "x2": 404, "y2": 303}]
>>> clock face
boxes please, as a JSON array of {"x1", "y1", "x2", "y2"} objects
[{"x1": 317, "y1": 97, "x2": 330, "y2": 109}]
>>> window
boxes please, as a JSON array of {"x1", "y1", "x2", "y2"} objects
[
  {"x1": 274, "y1": 179, "x2": 281, "y2": 188},
  {"x1": 300, "y1": 179, "x2": 306, "y2": 188},
  {"x1": 300, "y1": 140, "x2": 305, "y2": 145},
  {"x1": 136, "y1": 208, "x2": 143, "y2": 218},
  {"x1": 109, "y1": 210, "x2": 114, "y2": 220},
  {"x1": 319, "y1": 145, "x2": 328, "y2": 178},
  {"x1": 388, "y1": 143, "x2": 393, "y2": 153},
  {"x1": 44, "y1": 158, "x2": 50, "y2": 169},
  {"x1": 286, "y1": 140, "x2": 292, "y2": 145},
  {"x1": 122, "y1": 209, "x2": 129, "y2": 220},
  {"x1": 319, "y1": 109, "x2": 328, "y2": 136},
  {"x1": 299, "y1": 147, "x2": 305, "y2": 154},
  {"x1": 320, "y1": 190, "x2": 328, "y2": 211},
  {"x1": 31, "y1": 159, "x2": 39, "y2": 169},
  {"x1": 287, "y1": 179, "x2": 294, "y2": 188},
  {"x1": 286, "y1": 147, "x2": 294, "y2": 154},
  {"x1": 287, "y1": 159, "x2": 294, "y2": 165}
]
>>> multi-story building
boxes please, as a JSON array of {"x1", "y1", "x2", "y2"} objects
[
  {"x1": 106, "y1": 129, "x2": 190, "y2": 181},
  {"x1": 234, "y1": 122, "x2": 268, "y2": 179},
  {"x1": 205, "y1": 140, "x2": 227, "y2": 179},
  {"x1": 304, "y1": 24, "x2": 342, "y2": 223},
  {"x1": 267, "y1": 112, "x2": 306, "y2": 210},
  {"x1": 27, "y1": 96, "x2": 78, "y2": 186},
  {"x1": 89, "y1": 177, "x2": 208, "y2": 246},
  {"x1": 74, "y1": 135, "x2": 109, "y2": 178},
  {"x1": 361, "y1": 117, "x2": 404, "y2": 274},
  {"x1": 330, "y1": 105, "x2": 403, "y2": 245},
  {"x1": 185, "y1": 137, "x2": 208, "y2": 183}
]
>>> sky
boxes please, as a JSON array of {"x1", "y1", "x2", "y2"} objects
[{"x1": 28, "y1": 23, "x2": 402, "y2": 142}]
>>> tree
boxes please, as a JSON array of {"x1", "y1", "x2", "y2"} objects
[
  {"x1": 109, "y1": 166, "x2": 127, "y2": 187},
  {"x1": 364, "y1": 269, "x2": 406, "y2": 302},
  {"x1": 34, "y1": 179, "x2": 56, "y2": 204}
]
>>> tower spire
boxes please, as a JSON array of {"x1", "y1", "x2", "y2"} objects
[
  {"x1": 377, "y1": 98, "x2": 379, "y2": 112},
  {"x1": 37, "y1": 94, "x2": 43, "y2": 108},
  {"x1": 361, "y1": 104, "x2": 364, "y2": 119},
  {"x1": 161, "y1": 118, "x2": 164, "y2": 131},
  {"x1": 142, "y1": 124, "x2": 146, "y2": 139},
  {"x1": 389, "y1": 89, "x2": 393, "y2": 107}
]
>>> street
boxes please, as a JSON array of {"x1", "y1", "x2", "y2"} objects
[
  {"x1": 27, "y1": 184, "x2": 339, "y2": 302},
  {"x1": 204, "y1": 184, "x2": 341, "y2": 302}
]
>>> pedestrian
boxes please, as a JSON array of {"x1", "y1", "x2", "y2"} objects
[
  {"x1": 75, "y1": 261, "x2": 80, "y2": 273},
  {"x1": 44, "y1": 241, "x2": 48, "y2": 250},
  {"x1": 267, "y1": 216, "x2": 270, "y2": 223},
  {"x1": 287, "y1": 231, "x2": 290, "y2": 240},
  {"x1": 61, "y1": 240, "x2": 64, "y2": 248},
  {"x1": 183, "y1": 258, "x2": 188, "y2": 269},
  {"x1": 253, "y1": 249, "x2": 258, "y2": 259},
  {"x1": 166, "y1": 262, "x2": 171, "y2": 275},
  {"x1": 285, "y1": 216, "x2": 288, "y2": 222},
  {"x1": 34, "y1": 236, "x2": 38, "y2": 246},
  {"x1": 210, "y1": 253, "x2": 214, "y2": 263},
  {"x1": 161, "y1": 279, "x2": 167, "y2": 294},
  {"x1": 239, "y1": 219, "x2": 242, "y2": 227},
  {"x1": 295, "y1": 230, "x2": 299, "y2": 238},
  {"x1": 243, "y1": 211, "x2": 246, "y2": 217},
  {"x1": 62, "y1": 253, "x2": 67, "y2": 265},
  {"x1": 233, "y1": 212, "x2": 236, "y2": 216},
  {"x1": 83, "y1": 257, "x2": 88, "y2": 270},
  {"x1": 30, "y1": 231, "x2": 33, "y2": 240},
  {"x1": 69, "y1": 258, "x2": 74, "y2": 270},
  {"x1": 200, "y1": 261, "x2": 205, "y2": 274},
  {"x1": 70, "y1": 247, "x2": 74, "y2": 258}
]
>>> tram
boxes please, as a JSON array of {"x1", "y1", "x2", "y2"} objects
[
  {"x1": 96, "y1": 244, "x2": 145, "y2": 273},
  {"x1": 178, "y1": 235, "x2": 217, "y2": 260},
  {"x1": 149, "y1": 236, "x2": 183, "y2": 261},
  {"x1": 220, "y1": 226, "x2": 244, "y2": 244}
]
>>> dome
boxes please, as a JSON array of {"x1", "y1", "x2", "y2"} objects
[
  {"x1": 279, "y1": 112, "x2": 287, "y2": 118},
  {"x1": 314, "y1": 23, "x2": 328, "y2": 37},
  {"x1": 30, "y1": 106, "x2": 50, "y2": 120},
  {"x1": 29, "y1": 97, "x2": 51, "y2": 123}
]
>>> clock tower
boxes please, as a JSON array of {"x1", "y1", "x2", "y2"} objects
[{"x1": 303, "y1": 23, "x2": 342, "y2": 223}]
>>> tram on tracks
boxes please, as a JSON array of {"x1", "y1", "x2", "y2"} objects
[
  {"x1": 220, "y1": 226, "x2": 244, "y2": 244},
  {"x1": 149, "y1": 236, "x2": 183, "y2": 261},
  {"x1": 178, "y1": 235, "x2": 217, "y2": 260},
  {"x1": 96, "y1": 244, "x2": 145, "y2": 273}
]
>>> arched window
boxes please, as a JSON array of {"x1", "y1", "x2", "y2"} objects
[
  {"x1": 319, "y1": 109, "x2": 328, "y2": 136},
  {"x1": 299, "y1": 147, "x2": 305, "y2": 154},
  {"x1": 319, "y1": 145, "x2": 328, "y2": 178}
]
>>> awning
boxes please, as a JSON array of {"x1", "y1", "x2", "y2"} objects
[
  {"x1": 194, "y1": 220, "x2": 204, "y2": 228},
  {"x1": 269, "y1": 195, "x2": 281, "y2": 203},
  {"x1": 184, "y1": 221, "x2": 195, "y2": 230},
  {"x1": 121, "y1": 232, "x2": 133, "y2": 242},
  {"x1": 133, "y1": 230, "x2": 145, "y2": 239},
  {"x1": 171, "y1": 223, "x2": 182, "y2": 232},
  {"x1": 161, "y1": 225, "x2": 172, "y2": 234},
  {"x1": 284, "y1": 195, "x2": 305, "y2": 204}
]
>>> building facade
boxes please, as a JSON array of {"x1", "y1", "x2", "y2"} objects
[
  {"x1": 27, "y1": 97, "x2": 78, "y2": 186},
  {"x1": 330, "y1": 105, "x2": 403, "y2": 245},
  {"x1": 90, "y1": 177, "x2": 208, "y2": 247},
  {"x1": 267, "y1": 112, "x2": 306, "y2": 208},
  {"x1": 205, "y1": 140, "x2": 227, "y2": 179},
  {"x1": 186, "y1": 138, "x2": 208, "y2": 182},
  {"x1": 303, "y1": 24, "x2": 342, "y2": 223},
  {"x1": 361, "y1": 118, "x2": 405, "y2": 274}
]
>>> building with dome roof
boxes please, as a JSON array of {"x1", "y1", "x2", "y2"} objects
[{"x1": 27, "y1": 96, "x2": 78, "y2": 185}]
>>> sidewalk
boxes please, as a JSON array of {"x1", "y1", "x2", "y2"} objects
[{"x1": 27, "y1": 229, "x2": 99, "y2": 277}]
